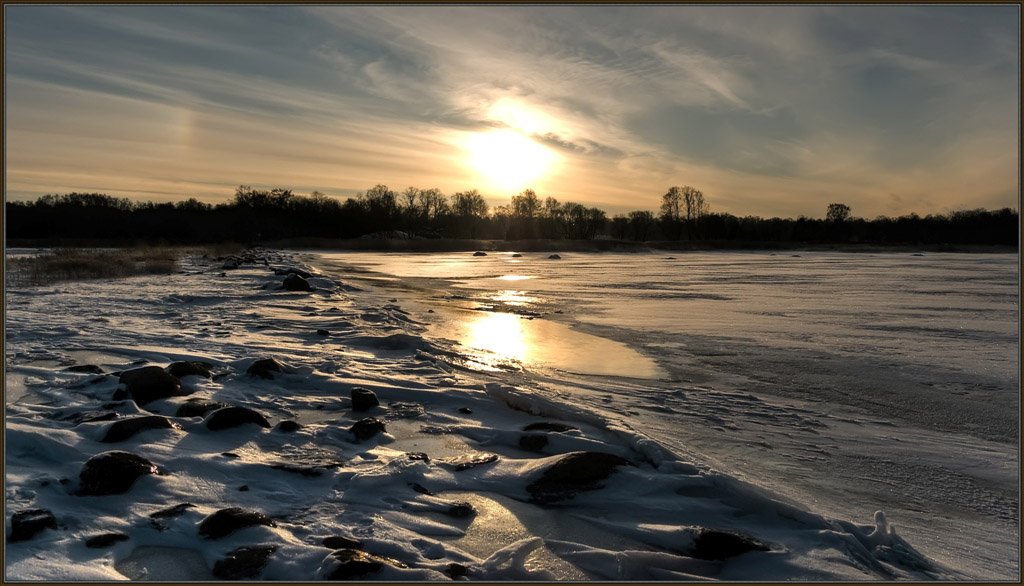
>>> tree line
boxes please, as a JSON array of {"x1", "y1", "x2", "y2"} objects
[{"x1": 5, "y1": 185, "x2": 1018, "y2": 246}]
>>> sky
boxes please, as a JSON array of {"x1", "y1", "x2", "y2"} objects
[{"x1": 4, "y1": 5, "x2": 1020, "y2": 218}]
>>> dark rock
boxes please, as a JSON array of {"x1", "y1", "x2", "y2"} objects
[
  {"x1": 176, "y1": 398, "x2": 228, "y2": 418},
  {"x1": 78, "y1": 451, "x2": 159, "y2": 496},
  {"x1": 283, "y1": 273, "x2": 314, "y2": 292},
  {"x1": 206, "y1": 406, "x2": 271, "y2": 431},
  {"x1": 166, "y1": 361, "x2": 213, "y2": 379},
  {"x1": 222, "y1": 452, "x2": 241, "y2": 459},
  {"x1": 350, "y1": 417, "x2": 386, "y2": 442},
  {"x1": 323, "y1": 535, "x2": 362, "y2": 550},
  {"x1": 316, "y1": 329, "x2": 330, "y2": 336},
  {"x1": 457, "y1": 407, "x2": 473, "y2": 415},
  {"x1": 473, "y1": 251, "x2": 487, "y2": 257},
  {"x1": 446, "y1": 563, "x2": 469, "y2": 578},
  {"x1": 276, "y1": 420, "x2": 301, "y2": 433},
  {"x1": 519, "y1": 434, "x2": 548, "y2": 452},
  {"x1": 322, "y1": 549, "x2": 405, "y2": 580},
  {"x1": 101, "y1": 415, "x2": 178, "y2": 443},
  {"x1": 8, "y1": 509, "x2": 57, "y2": 542},
  {"x1": 437, "y1": 453, "x2": 499, "y2": 472},
  {"x1": 199, "y1": 508, "x2": 276, "y2": 539},
  {"x1": 118, "y1": 366, "x2": 183, "y2": 406},
  {"x1": 212, "y1": 545, "x2": 277, "y2": 580},
  {"x1": 523, "y1": 422, "x2": 576, "y2": 433},
  {"x1": 246, "y1": 358, "x2": 283, "y2": 379},
  {"x1": 689, "y1": 529, "x2": 769, "y2": 560},
  {"x1": 526, "y1": 451, "x2": 630, "y2": 504},
  {"x1": 149, "y1": 503, "x2": 196, "y2": 519},
  {"x1": 351, "y1": 387, "x2": 380, "y2": 411},
  {"x1": 548, "y1": 254, "x2": 562, "y2": 259},
  {"x1": 446, "y1": 502, "x2": 476, "y2": 518},
  {"x1": 269, "y1": 464, "x2": 323, "y2": 477},
  {"x1": 239, "y1": 485, "x2": 249, "y2": 492},
  {"x1": 406, "y1": 452, "x2": 430, "y2": 463},
  {"x1": 511, "y1": 253, "x2": 523, "y2": 258},
  {"x1": 409, "y1": 482, "x2": 433, "y2": 495},
  {"x1": 65, "y1": 364, "x2": 104, "y2": 374},
  {"x1": 223, "y1": 260, "x2": 239, "y2": 270},
  {"x1": 85, "y1": 532, "x2": 130, "y2": 548},
  {"x1": 111, "y1": 388, "x2": 129, "y2": 401}
]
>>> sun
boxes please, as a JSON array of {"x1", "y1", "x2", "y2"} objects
[{"x1": 463, "y1": 129, "x2": 558, "y2": 194}]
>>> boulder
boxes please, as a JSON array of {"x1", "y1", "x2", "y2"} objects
[
  {"x1": 8, "y1": 509, "x2": 57, "y2": 542},
  {"x1": 165, "y1": 361, "x2": 213, "y2": 379},
  {"x1": 688, "y1": 529, "x2": 769, "y2": 560},
  {"x1": 212, "y1": 545, "x2": 278, "y2": 580},
  {"x1": 350, "y1": 418, "x2": 386, "y2": 442},
  {"x1": 316, "y1": 329, "x2": 330, "y2": 336},
  {"x1": 548, "y1": 254, "x2": 562, "y2": 260},
  {"x1": 198, "y1": 508, "x2": 276, "y2": 539},
  {"x1": 283, "y1": 274, "x2": 313, "y2": 292},
  {"x1": 78, "y1": 451, "x2": 159, "y2": 496},
  {"x1": 322, "y1": 535, "x2": 362, "y2": 550},
  {"x1": 65, "y1": 364, "x2": 104, "y2": 374},
  {"x1": 85, "y1": 532, "x2": 130, "y2": 548},
  {"x1": 275, "y1": 420, "x2": 301, "y2": 433},
  {"x1": 436, "y1": 453, "x2": 499, "y2": 471},
  {"x1": 176, "y1": 398, "x2": 228, "y2": 418},
  {"x1": 525, "y1": 451, "x2": 630, "y2": 504},
  {"x1": 205, "y1": 407, "x2": 271, "y2": 431},
  {"x1": 350, "y1": 388, "x2": 379, "y2": 411},
  {"x1": 246, "y1": 358, "x2": 283, "y2": 379},
  {"x1": 118, "y1": 366, "x2": 183, "y2": 406},
  {"x1": 321, "y1": 549, "x2": 405, "y2": 580},
  {"x1": 101, "y1": 416, "x2": 179, "y2": 443}
]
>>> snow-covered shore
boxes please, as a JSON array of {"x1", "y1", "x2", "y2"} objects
[{"x1": 5, "y1": 250, "x2": 954, "y2": 580}]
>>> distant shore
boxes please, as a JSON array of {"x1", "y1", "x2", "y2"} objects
[{"x1": 6, "y1": 238, "x2": 1017, "y2": 254}]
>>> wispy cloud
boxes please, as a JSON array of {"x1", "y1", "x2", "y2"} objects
[{"x1": 4, "y1": 5, "x2": 1018, "y2": 217}]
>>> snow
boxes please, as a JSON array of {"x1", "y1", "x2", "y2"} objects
[{"x1": 4, "y1": 248, "x2": 1015, "y2": 580}]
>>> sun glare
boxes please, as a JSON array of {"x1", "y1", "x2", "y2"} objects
[{"x1": 464, "y1": 129, "x2": 558, "y2": 193}]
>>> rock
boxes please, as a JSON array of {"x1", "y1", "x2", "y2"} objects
[
  {"x1": 350, "y1": 387, "x2": 380, "y2": 411},
  {"x1": 688, "y1": 529, "x2": 769, "y2": 560},
  {"x1": 239, "y1": 485, "x2": 249, "y2": 492},
  {"x1": 273, "y1": 267, "x2": 313, "y2": 279},
  {"x1": 205, "y1": 407, "x2": 271, "y2": 431},
  {"x1": 246, "y1": 358, "x2": 283, "y2": 379},
  {"x1": 212, "y1": 545, "x2": 277, "y2": 580},
  {"x1": 101, "y1": 415, "x2": 179, "y2": 443},
  {"x1": 519, "y1": 434, "x2": 548, "y2": 452},
  {"x1": 149, "y1": 503, "x2": 196, "y2": 519},
  {"x1": 511, "y1": 253, "x2": 523, "y2": 258},
  {"x1": 283, "y1": 273, "x2": 313, "y2": 292},
  {"x1": 78, "y1": 451, "x2": 159, "y2": 496},
  {"x1": 523, "y1": 422, "x2": 576, "y2": 433},
  {"x1": 276, "y1": 420, "x2": 301, "y2": 433},
  {"x1": 222, "y1": 260, "x2": 239, "y2": 270},
  {"x1": 548, "y1": 254, "x2": 562, "y2": 259},
  {"x1": 166, "y1": 361, "x2": 213, "y2": 379},
  {"x1": 406, "y1": 452, "x2": 430, "y2": 463},
  {"x1": 446, "y1": 502, "x2": 476, "y2": 518},
  {"x1": 445, "y1": 563, "x2": 469, "y2": 578},
  {"x1": 350, "y1": 418, "x2": 386, "y2": 442},
  {"x1": 457, "y1": 407, "x2": 473, "y2": 415},
  {"x1": 65, "y1": 364, "x2": 104, "y2": 374},
  {"x1": 525, "y1": 451, "x2": 630, "y2": 504},
  {"x1": 473, "y1": 251, "x2": 487, "y2": 257},
  {"x1": 269, "y1": 464, "x2": 323, "y2": 477},
  {"x1": 409, "y1": 482, "x2": 433, "y2": 495},
  {"x1": 198, "y1": 508, "x2": 276, "y2": 539},
  {"x1": 176, "y1": 398, "x2": 228, "y2": 418},
  {"x1": 436, "y1": 453, "x2": 499, "y2": 471},
  {"x1": 322, "y1": 535, "x2": 362, "y2": 550},
  {"x1": 321, "y1": 549, "x2": 405, "y2": 580},
  {"x1": 118, "y1": 366, "x2": 183, "y2": 406},
  {"x1": 316, "y1": 329, "x2": 330, "y2": 336},
  {"x1": 111, "y1": 388, "x2": 129, "y2": 401},
  {"x1": 8, "y1": 509, "x2": 57, "y2": 542},
  {"x1": 85, "y1": 532, "x2": 130, "y2": 548}
]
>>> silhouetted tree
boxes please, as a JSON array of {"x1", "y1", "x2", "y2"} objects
[{"x1": 827, "y1": 203, "x2": 851, "y2": 223}]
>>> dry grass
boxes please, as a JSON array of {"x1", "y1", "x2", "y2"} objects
[{"x1": 6, "y1": 247, "x2": 186, "y2": 286}]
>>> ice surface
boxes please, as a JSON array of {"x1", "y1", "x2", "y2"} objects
[{"x1": 3, "y1": 249, "x2": 1015, "y2": 580}]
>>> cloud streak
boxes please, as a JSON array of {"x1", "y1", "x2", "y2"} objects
[{"x1": 4, "y1": 5, "x2": 1018, "y2": 217}]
